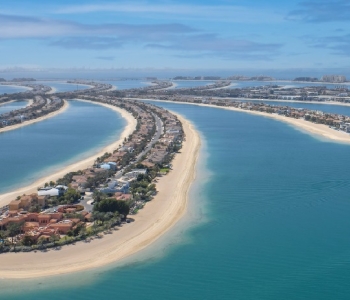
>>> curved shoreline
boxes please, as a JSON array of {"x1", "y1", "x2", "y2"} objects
[
  {"x1": 0, "y1": 84, "x2": 33, "y2": 92},
  {"x1": 0, "y1": 111, "x2": 200, "y2": 279},
  {"x1": 0, "y1": 100, "x2": 137, "y2": 208},
  {"x1": 221, "y1": 97, "x2": 350, "y2": 106},
  {"x1": 130, "y1": 98, "x2": 350, "y2": 144},
  {"x1": 0, "y1": 99, "x2": 32, "y2": 107},
  {"x1": 0, "y1": 99, "x2": 69, "y2": 134},
  {"x1": 0, "y1": 100, "x2": 16, "y2": 106}
]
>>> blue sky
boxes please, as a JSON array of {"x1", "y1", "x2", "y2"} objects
[{"x1": 1, "y1": 0, "x2": 350, "y2": 72}]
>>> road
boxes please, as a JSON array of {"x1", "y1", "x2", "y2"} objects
[{"x1": 114, "y1": 112, "x2": 163, "y2": 180}]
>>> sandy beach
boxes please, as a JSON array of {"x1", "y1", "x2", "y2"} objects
[
  {"x1": 0, "y1": 100, "x2": 137, "y2": 208},
  {"x1": 0, "y1": 84, "x2": 33, "y2": 92},
  {"x1": 106, "y1": 85, "x2": 117, "y2": 91},
  {"x1": 0, "y1": 99, "x2": 32, "y2": 107},
  {"x1": 221, "y1": 97, "x2": 350, "y2": 106},
  {"x1": 0, "y1": 99, "x2": 16, "y2": 106},
  {"x1": 0, "y1": 99, "x2": 69, "y2": 135},
  {"x1": 160, "y1": 82, "x2": 177, "y2": 90},
  {"x1": 46, "y1": 87, "x2": 57, "y2": 94},
  {"x1": 0, "y1": 111, "x2": 200, "y2": 279},
  {"x1": 129, "y1": 98, "x2": 350, "y2": 144}
]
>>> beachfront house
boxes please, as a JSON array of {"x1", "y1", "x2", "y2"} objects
[
  {"x1": 38, "y1": 185, "x2": 68, "y2": 197},
  {"x1": 100, "y1": 180, "x2": 129, "y2": 194}
]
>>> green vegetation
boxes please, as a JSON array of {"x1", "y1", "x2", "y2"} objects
[
  {"x1": 94, "y1": 198, "x2": 130, "y2": 217},
  {"x1": 57, "y1": 187, "x2": 81, "y2": 204},
  {"x1": 56, "y1": 171, "x2": 83, "y2": 186},
  {"x1": 96, "y1": 152, "x2": 111, "y2": 164}
]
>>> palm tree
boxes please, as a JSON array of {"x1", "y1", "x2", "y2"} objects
[{"x1": 7, "y1": 222, "x2": 24, "y2": 245}]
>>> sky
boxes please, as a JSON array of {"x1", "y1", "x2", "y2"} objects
[{"x1": 1, "y1": 0, "x2": 350, "y2": 74}]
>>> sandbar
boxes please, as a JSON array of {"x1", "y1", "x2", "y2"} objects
[
  {"x1": 129, "y1": 98, "x2": 350, "y2": 144},
  {"x1": 0, "y1": 100, "x2": 16, "y2": 106},
  {"x1": 0, "y1": 100, "x2": 137, "y2": 208},
  {"x1": 46, "y1": 87, "x2": 58, "y2": 94},
  {"x1": 0, "y1": 110, "x2": 200, "y2": 279},
  {"x1": 0, "y1": 99, "x2": 69, "y2": 134}
]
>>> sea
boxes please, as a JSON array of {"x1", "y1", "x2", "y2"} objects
[
  {"x1": 2, "y1": 99, "x2": 350, "y2": 299},
  {"x1": 0, "y1": 77, "x2": 348, "y2": 96},
  {"x1": 0, "y1": 100, "x2": 125, "y2": 194},
  {"x1": 0, "y1": 85, "x2": 30, "y2": 94},
  {"x1": 33, "y1": 81, "x2": 91, "y2": 93},
  {"x1": 0, "y1": 101, "x2": 28, "y2": 115}
]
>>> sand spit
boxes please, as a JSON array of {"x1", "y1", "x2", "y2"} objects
[
  {"x1": 130, "y1": 98, "x2": 350, "y2": 144},
  {"x1": 0, "y1": 100, "x2": 136, "y2": 208},
  {"x1": 0, "y1": 100, "x2": 69, "y2": 135},
  {"x1": 0, "y1": 111, "x2": 200, "y2": 279}
]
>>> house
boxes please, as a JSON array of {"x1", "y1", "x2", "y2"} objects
[
  {"x1": 123, "y1": 169, "x2": 147, "y2": 180},
  {"x1": 100, "y1": 180, "x2": 129, "y2": 194},
  {"x1": 38, "y1": 186, "x2": 67, "y2": 197},
  {"x1": 8, "y1": 194, "x2": 48, "y2": 211}
]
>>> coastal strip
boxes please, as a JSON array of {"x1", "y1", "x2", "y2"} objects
[
  {"x1": 0, "y1": 99, "x2": 32, "y2": 107},
  {"x1": 0, "y1": 100, "x2": 137, "y2": 208},
  {"x1": 0, "y1": 100, "x2": 16, "y2": 106},
  {"x1": 130, "y1": 98, "x2": 350, "y2": 144},
  {"x1": 0, "y1": 111, "x2": 200, "y2": 279},
  {"x1": 0, "y1": 84, "x2": 33, "y2": 92},
  {"x1": 46, "y1": 87, "x2": 58, "y2": 94},
  {"x1": 0, "y1": 99, "x2": 69, "y2": 135}
]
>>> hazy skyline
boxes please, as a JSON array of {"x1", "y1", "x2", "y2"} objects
[{"x1": 1, "y1": 0, "x2": 350, "y2": 71}]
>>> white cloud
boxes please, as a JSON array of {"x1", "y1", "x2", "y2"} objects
[
  {"x1": 55, "y1": 2, "x2": 284, "y2": 23},
  {"x1": 0, "y1": 14, "x2": 194, "y2": 39}
]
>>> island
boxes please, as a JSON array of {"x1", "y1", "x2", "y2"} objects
[{"x1": 0, "y1": 98, "x2": 184, "y2": 252}]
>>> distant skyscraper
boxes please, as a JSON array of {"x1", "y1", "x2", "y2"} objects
[{"x1": 321, "y1": 75, "x2": 347, "y2": 83}]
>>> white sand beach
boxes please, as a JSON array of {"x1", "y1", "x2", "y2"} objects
[
  {"x1": 106, "y1": 85, "x2": 117, "y2": 91},
  {"x1": 46, "y1": 87, "x2": 58, "y2": 94},
  {"x1": 0, "y1": 100, "x2": 69, "y2": 134},
  {"x1": 0, "y1": 100, "x2": 137, "y2": 208},
  {"x1": 129, "y1": 98, "x2": 350, "y2": 144},
  {"x1": 0, "y1": 100, "x2": 16, "y2": 106},
  {"x1": 0, "y1": 111, "x2": 200, "y2": 279}
]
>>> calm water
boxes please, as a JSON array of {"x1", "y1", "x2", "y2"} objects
[
  {"x1": 0, "y1": 101, "x2": 28, "y2": 115},
  {"x1": 0, "y1": 100, "x2": 125, "y2": 194},
  {"x1": 3, "y1": 101, "x2": 350, "y2": 299},
  {"x1": 172, "y1": 80, "x2": 215, "y2": 89},
  {"x1": 0, "y1": 85, "x2": 30, "y2": 94}
]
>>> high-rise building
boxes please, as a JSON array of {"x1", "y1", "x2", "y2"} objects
[{"x1": 321, "y1": 75, "x2": 347, "y2": 83}]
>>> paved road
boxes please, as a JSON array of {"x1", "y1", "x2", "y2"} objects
[{"x1": 114, "y1": 112, "x2": 163, "y2": 180}]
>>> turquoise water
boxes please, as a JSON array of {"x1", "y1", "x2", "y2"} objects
[
  {"x1": 172, "y1": 80, "x2": 215, "y2": 89},
  {"x1": 0, "y1": 100, "x2": 125, "y2": 194},
  {"x1": 0, "y1": 85, "x2": 29, "y2": 94},
  {"x1": 3, "y1": 101, "x2": 350, "y2": 299},
  {"x1": 0, "y1": 101, "x2": 28, "y2": 115}
]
